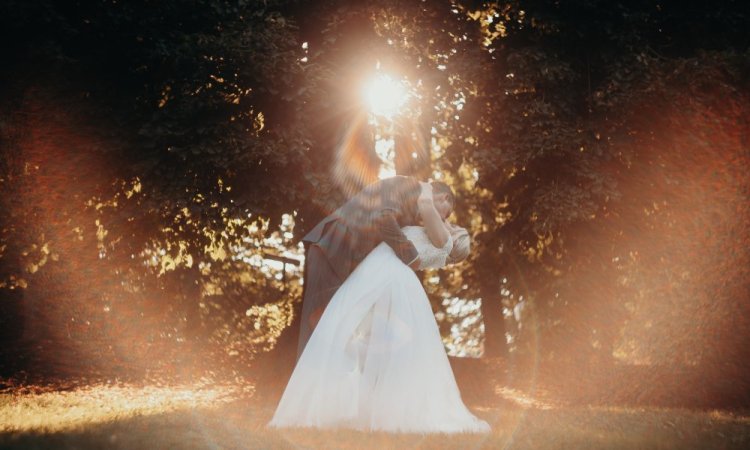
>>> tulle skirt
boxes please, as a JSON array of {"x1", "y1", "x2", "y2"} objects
[{"x1": 267, "y1": 243, "x2": 491, "y2": 434}]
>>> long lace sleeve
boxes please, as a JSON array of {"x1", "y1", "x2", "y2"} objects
[{"x1": 402, "y1": 226, "x2": 453, "y2": 270}]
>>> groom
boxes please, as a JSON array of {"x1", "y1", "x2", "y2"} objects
[{"x1": 297, "y1": 175, "x2": 454, "y2": 359}]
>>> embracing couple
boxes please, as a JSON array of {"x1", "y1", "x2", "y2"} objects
[{"x1": 268, "y1": 175, "x2": 491, "y2": 434}]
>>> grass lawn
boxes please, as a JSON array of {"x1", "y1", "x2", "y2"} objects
[{"x1": 1, "y1": 380, "x2": 749, "y2": 449}]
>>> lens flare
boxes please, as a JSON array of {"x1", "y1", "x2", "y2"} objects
[{"x1": 363, "y1": 74, "x2": 408, "y2": 119}]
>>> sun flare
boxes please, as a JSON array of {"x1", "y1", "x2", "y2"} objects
[{"x1": 363, "y1": 74, "x2": 408, "y2": 119}]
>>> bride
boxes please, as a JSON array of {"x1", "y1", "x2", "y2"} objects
[{"x1": 267, "y1": 183, "x2": 491, "y2": 434}]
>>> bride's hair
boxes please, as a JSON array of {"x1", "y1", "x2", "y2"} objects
[{"x1": 447, "y1": 226, "x2": 470, "y2": 264}]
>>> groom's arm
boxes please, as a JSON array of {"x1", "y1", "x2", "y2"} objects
[{"x1": 375, "y1": 176, "x2": 420, "y2": 268}]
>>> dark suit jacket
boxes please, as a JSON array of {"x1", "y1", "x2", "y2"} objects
[{"x1": 302, "y1": 176, "x2": 422, "y2": 281}]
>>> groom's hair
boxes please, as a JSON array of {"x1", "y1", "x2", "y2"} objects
[{"x1": 430, "y1": 181, "x2": 455, "y2": 206}]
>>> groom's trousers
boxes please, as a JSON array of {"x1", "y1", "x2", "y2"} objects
[{"x1": 296, "y1": 243, "x2": 345, "y2": 361}]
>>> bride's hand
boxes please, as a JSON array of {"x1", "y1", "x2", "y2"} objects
[
  {"x1": 418, "y1": 181, "x2": 433, "y2": 203},
  {"x1": 417, "y1": 181, "x2": 450, "y2": 248}
]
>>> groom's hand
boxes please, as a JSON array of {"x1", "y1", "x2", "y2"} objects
[{"x1": 408, "y1": 257, "x2": 420, "y2": 270}]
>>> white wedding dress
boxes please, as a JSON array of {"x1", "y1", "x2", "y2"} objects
[{"x1": 267, "y1": 226, "x2": 491, "y2": 434}]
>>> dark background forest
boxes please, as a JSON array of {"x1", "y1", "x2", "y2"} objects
[{"x1": 1, "y1": 0, "x2": 749, "y2": 418}]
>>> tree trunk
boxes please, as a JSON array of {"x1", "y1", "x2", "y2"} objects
[
  {"x1": 251, "y1": 291, "x2": 302, "y2": 402},
  {"x1": 481, "y1": 284, "x2": 507, "y2": 359},
  {"x1": 394, "y1": 116, "x2": 431, "y2": 179}
]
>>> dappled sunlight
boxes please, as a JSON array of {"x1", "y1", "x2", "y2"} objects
[
  {"x1": 708, "y1": 410, "x2": 750, "y2": 425},
  {"x1": 0, "y1": 382, "x2": 244, "y2": 433},
  {"x1": 583, "y1": 405, "x2": 750, "y2": 425},
  {"x1": 374, "y1": 135, "x2": 397, "y2": 179},
  {"x1": 495, "y1": 387, "x2": 554, "y2": 410},
  {"x1": 438, "y1": 297, "x2": 484, "y2": 357}
]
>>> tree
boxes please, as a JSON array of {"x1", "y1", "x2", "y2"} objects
[{"x1": 0, "y1": 0, "x2": 319, "y2": 376}]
